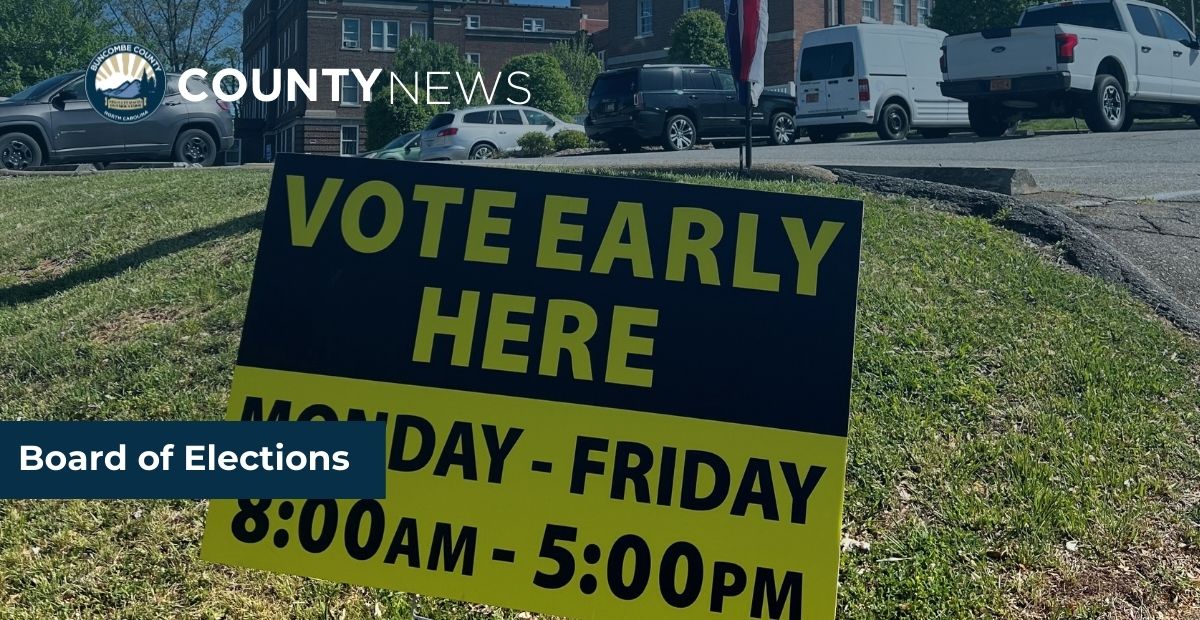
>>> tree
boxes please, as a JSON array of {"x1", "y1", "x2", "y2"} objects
[
  {"x1": 103, "y1": 0, "x2": 240, "y2": 72},
  {"x1": 547, "y1": 34, "x2": 602, "y2": 115},
  {"x1": 363, "y1": 88, "x2": 434, "y2": 151},
  {"x1": 0, "y1": 0, "x2": 115, "y2": 96},
  {"x1": 391, "y1": 37, "x2": 482, "y2": 109},
  {"x1": 496, "y1": 53, "x2": 577, "y2": 119},
  {"x1": 667, "y1": 9, "x2": 729, "y2": 67}
]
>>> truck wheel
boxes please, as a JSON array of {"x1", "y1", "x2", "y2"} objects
[
  {"x1": 663, "y1": 115, "x2": 696, "y2": 151},
  {"x1": 968, "y1": 103, "x2": 1015, "y2": 138},
  {"x1": 770, "y1": 112, "x2": 795, "y2": 145},
  {"x1": 0, "y1": 132, "x2": 43, "y2": 170},
  {"x1": 807, "y1": 129, "x2": 839, "y2": 144},
  {"x1": 876, "y1": 103, "x2": 911, "y2": 140},
  {"x1": 1083, "y1": 74, "x2": 1126, "y2": 133}
]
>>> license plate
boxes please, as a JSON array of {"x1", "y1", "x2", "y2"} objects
[
  {"x1": 990, "y1": 79, "x2": 1012, "y2": 92},
  {"x1": 603, "y1": 102, "x2": 616, "y2": 113},
  {"x1": 806, "y1": 92, "x2": 820, "y2": 103}
]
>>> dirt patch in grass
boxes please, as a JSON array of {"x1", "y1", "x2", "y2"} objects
[
  {"x1": 89, "y1": 308, "x2": 186, "y2": 345},
  {"x1": 14, "y1": 252, "x2": 89, "y2": 284}
]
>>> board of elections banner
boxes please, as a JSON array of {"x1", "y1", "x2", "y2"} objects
[{"x1": 201, "y1": 154, "x2": 864, "y2": 619}]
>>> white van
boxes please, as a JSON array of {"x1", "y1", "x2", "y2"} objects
[{"x1": 795, "y1": 23, "x2": 969, "y2": 142}]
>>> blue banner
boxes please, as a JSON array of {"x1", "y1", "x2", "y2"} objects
[{"x1": 0, "y1": 421, "x2": 386, "y2": 499}]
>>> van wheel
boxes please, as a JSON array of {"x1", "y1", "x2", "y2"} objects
[
  {"x1": 174, "y1": 129, "x2": 216, "y2": 166},
  {"x1": 663, "y1": 115, "x2": 696, "y2": 151},
  {"x1": 920, "y1": 128, "x2": 951, "y2": 139},
  {"x1": 0, "y1": 132, "x2": 43, "y2": 170},
  {"x1": 876, "y1": 103, "x2": 911, "y2": 140},
  {"x1": 1084, "y1": 74, "x2": 1126, "y2": 133},
  {"x1": 770, "y1": 112, "x2": 795, "y2": 145},
  {"x1": 968, "y1": 102, "x2": 1016, "y2": 138},
  {"x1": 469, "y1": 142, "x2": 498, "y2": 159},
  {"x1": 807, "y1": 130, "x2": 839, "y2": 144}
]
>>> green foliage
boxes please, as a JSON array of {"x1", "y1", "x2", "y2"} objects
[
  {"x1": 516, "y1": 132, "x2": 555, "y2": 156},
  {"x1": 496, "y1": 53, "x2": 577, "y2": 120},
  {"x1": 0, "y1": 0, "x2": 115, "y2": 96},
  {"x1": 667, "y1": 9, "x2": 729, "y2": 67},
  {"x1": 553, "y1": 130, "x2": 590, "y2": 151},
  {"x1": 546, "y1": 35, "x2": 602, "y2": 115},
  {"x1": 390, "y1": 37, "x2": 482, "y2": 109},
  {"x1": 363, "y1": 88, "x2": 433, "y2": 151}
]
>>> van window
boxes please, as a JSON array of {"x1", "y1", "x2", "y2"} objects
[
  {"x1": 799, "y1": 43, "x2": 855, "y2": 82},
  {"x1": 640, "y1": 69, "x2": 674, "y2": 90},
  {"x1": 591, "y1": 72, "x2": 637, "y2": 98},
  {"x1": 463, "y1": 110, "x2": 493, "y2": 123},
  {"x1": 497, "y1": 109, "x2": 524, "y2": 124},
  {"x1": 716, "y1": 71, "x2": 736, "y2": 92},
  {"x1": 684, "y1": 69, "x2": 716, "y2": 90},
  {"x1": 1019, "y1": 4, "x2": 1121, "y2": 30},
  {"x1": 426, "y1": 113, "x2": 455, "y2": 130}
]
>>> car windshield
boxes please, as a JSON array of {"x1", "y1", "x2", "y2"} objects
[
  {"x1": 590, "y1": 73, "x2": 636, "y2": 99},
  {"x1": 383, "y1": 133, "x2": 417, "y2": 150},
  {"x1": 1020, "y1": 4, "x2": 1122, "y2": 30},
  {"x1": 426, "y1": 113, "x2": 455, "y2": 130},
  {"x1": 7, "y1": 72, "x2": 81, "y2": 101}
]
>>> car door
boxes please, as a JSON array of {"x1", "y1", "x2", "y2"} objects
[
  {"x1": 1154, "y1": 8, "x2": 1200, "y2": 100},
  {"x1": 715, "y1": 70, "x2": 751, "y2": 130},
  {"x1": 522, "y1": 108, "x2": 557, "y2": 137},
  {"x1": 122, "y1": 75, "x2": 187, "y2": 158},
  {"x1": 682, "y1": 68, "x2": 733, "y2": 137},
  {"x1": 1127, "y1": 4, "x2": 1174, "y2": 100},
  {"x1": 494, "y1": 108, "x2": 525, "y2": 150},
  {"x1": 47, "y1": 77, "x2": 124, "y2": 161}
]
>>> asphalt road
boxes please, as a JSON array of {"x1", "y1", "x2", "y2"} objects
[{"x1": 538, "y1": 124, "x2": 1200, "y2": 200}]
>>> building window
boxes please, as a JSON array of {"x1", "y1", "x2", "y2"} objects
[
  {"x1": 341, "y1": 77, "x2": 361, "y2": 106},
  {"x1": 466, "y1": 14, "x2": 480, "y2": 29},
  {"x1": 916, "y1": 0, "x2": 929, "y2": 25},
  {"x1": 893, "y1": 0, "x2": 908, "y2": 23},
  {"x1": 341, "y1": 126, "x2": 359, "y2": 156},
  {"x1": 597, "y1": 50, "x2": 606, "y2": 68},
  {"x1": 465, "y1": 52, "x2": 481, "y2": 65},
  {"x1": 523, "y1": 17, "x2": 545, "y2": 32},
  {"x1": 343, "y1": 18, "x2": 360, "y2": 48},
  {"x1": 371, "y1": 20, "x2": 400, "y2": 50},
  {"x1": 411, "y1": 21, "x2": 428, "y2": 38},
  {"x1": 637, "y1": 0, "x2": 652, "y2": 36},
  {"x1": 684, "y1": 0, "x2": 699, "y2": 11},
  {"x1": 862, "y1": 0, "x2": 877, "y2": 19}
]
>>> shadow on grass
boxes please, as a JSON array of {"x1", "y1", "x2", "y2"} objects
[{"x1": 0, "y1": 211, "x2": 264, "y2": 307}]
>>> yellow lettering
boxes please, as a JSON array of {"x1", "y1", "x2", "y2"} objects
[
  {"x1": 666, "y1": 207, "x2": 723, "y2": 286},
  {"x1": 481, "y1": 293, "x2": 535, "y2": 373},
  {"x1": 413, "y1": 287, "x2": 479, "y2": 367},
  {"x1": 539, "y1": 299, "x2": 597, "y2": 380},
  {"x1": 732, "y1": 213, "x2": 780, "y2": 292},
  {"x1": 286, "y1": 175, "x2": 343, "y2": 247},
  {"x1": 465, "y1": 189, "x2": 516, "y2": 265},
  {"x1": 340, "y1": 180, "x2": 404, "y2": 254},
  {"x1": 414, "y1": 184, "x2": 464, "y2": 259},
  {"x1": 606, "y1": 306, "x2": 658, "y2": 388},
  {"x1": 592, "y1": 201, "x2": 653, "y2": 278},
  {"x1": 782, "y1": 218, "x2": 845, "y2": 296},
  {"x1": 537, "y1": 195, "x2": 587, "y2": 271}
]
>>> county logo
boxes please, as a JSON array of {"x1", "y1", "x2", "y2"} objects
[{"x1": 85, "y1": 43, "x2": 166, "y2": 124}]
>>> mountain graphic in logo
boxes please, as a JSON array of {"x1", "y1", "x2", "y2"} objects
[{"x1": 85, "y1": 43, "x2": 166, "y2": 124}]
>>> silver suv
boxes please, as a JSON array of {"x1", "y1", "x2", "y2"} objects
[
  {"x1": 0, "y1": 71, "x2": 234, "y2": 170},
  {"x1": 420, "y1": 105, "x2": 584, "y2": 160}
]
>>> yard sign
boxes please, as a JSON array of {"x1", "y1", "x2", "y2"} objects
[{"x1": 201, "y1": 154, "x2": 864, "y2": 619}]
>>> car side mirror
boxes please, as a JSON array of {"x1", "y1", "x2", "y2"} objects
[{"x1": 50, "y1": 93, "x2": 67, "y2": 109}]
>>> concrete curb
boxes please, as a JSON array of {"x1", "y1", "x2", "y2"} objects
[
  {"x1": 832, "y1": 169, "x2": 1200, "y2": 337},
  {"x1": 0, "y1": 164, "x2": 99, "y2": 176},
  {"x1": 821, "y1": 165, "x2": 1040, "y2": 196},
  {"x1": 462, "y1": 160, "x2": 839, "y2": 184}
]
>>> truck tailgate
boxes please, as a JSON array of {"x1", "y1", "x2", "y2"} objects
[{"x1": 945, "y1": 26, "x2": 1061, "y2": 81}]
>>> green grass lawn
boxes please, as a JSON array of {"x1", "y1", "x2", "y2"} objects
[{"x1": 0, "y1": 168, "x2": 1197, "y2": 619}]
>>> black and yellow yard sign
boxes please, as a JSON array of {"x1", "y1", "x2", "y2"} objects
[{"x1": 201, "y1": 154, "x2": 864, "y2": 619}]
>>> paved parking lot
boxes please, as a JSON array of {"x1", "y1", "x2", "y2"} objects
[{"x1": 539, "y1": 124, "x2": 1200, "y2": 200}]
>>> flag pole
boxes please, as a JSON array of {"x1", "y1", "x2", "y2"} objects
[{"x1": 744, "y1": 88, "x2": 753, "y2": 171}]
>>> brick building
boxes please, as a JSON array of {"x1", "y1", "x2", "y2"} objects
[
  {"x1": 239, "y1": 0, "x2": 582, "y2": 161},
  {"x1": 602, "y1": 0, "x2": 934, "y2": 87}
]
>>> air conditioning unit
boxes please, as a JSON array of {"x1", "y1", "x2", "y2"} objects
[{"x1": 344, "y1": 39, "x2": 359, "y2": 48}]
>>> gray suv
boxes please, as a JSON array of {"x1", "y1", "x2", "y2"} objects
[{"x1": 0, "y1": 71, "x2": 234, "y2": 170}]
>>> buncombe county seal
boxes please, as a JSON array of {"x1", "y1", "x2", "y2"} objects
[{"x1": 85, "y1": 43, "x2": 166, "y2": 124}]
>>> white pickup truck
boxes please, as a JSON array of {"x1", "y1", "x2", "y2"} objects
[{"x1": 940, "y1": 0, "x2": 1200, "y2": 136}]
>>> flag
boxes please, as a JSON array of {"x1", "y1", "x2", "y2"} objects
[{"x1": 725, "y1": 0, "x2": 769, "y2": 106}]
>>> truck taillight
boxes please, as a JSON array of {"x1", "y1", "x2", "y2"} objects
[
  {"x1": 216, "y1": 100, "x2": 231, "y2": 113},
  {"x1": 1056, "y1": 33, "x2": 1079, "y2": 63},
  {"x1": 939, "y1": 46, "x2": 948, "y2": 73},
  {"x1": 633, "y1": 92, "x2": 643, "y2": 109},
  {"x1": 436, "y1": 127, "x2": 458, "y2": 137},
  {"x1": 859, "y1": 79, "x2": 870, "y2": 102}
]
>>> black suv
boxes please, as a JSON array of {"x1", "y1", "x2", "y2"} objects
[{"x1": 585, "y1": 64, "x2": 796, "y2": 152}]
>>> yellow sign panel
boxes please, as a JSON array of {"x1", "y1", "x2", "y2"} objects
[{"x1": 202, "y1": 155, "x2": 864, "y2": 619}]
